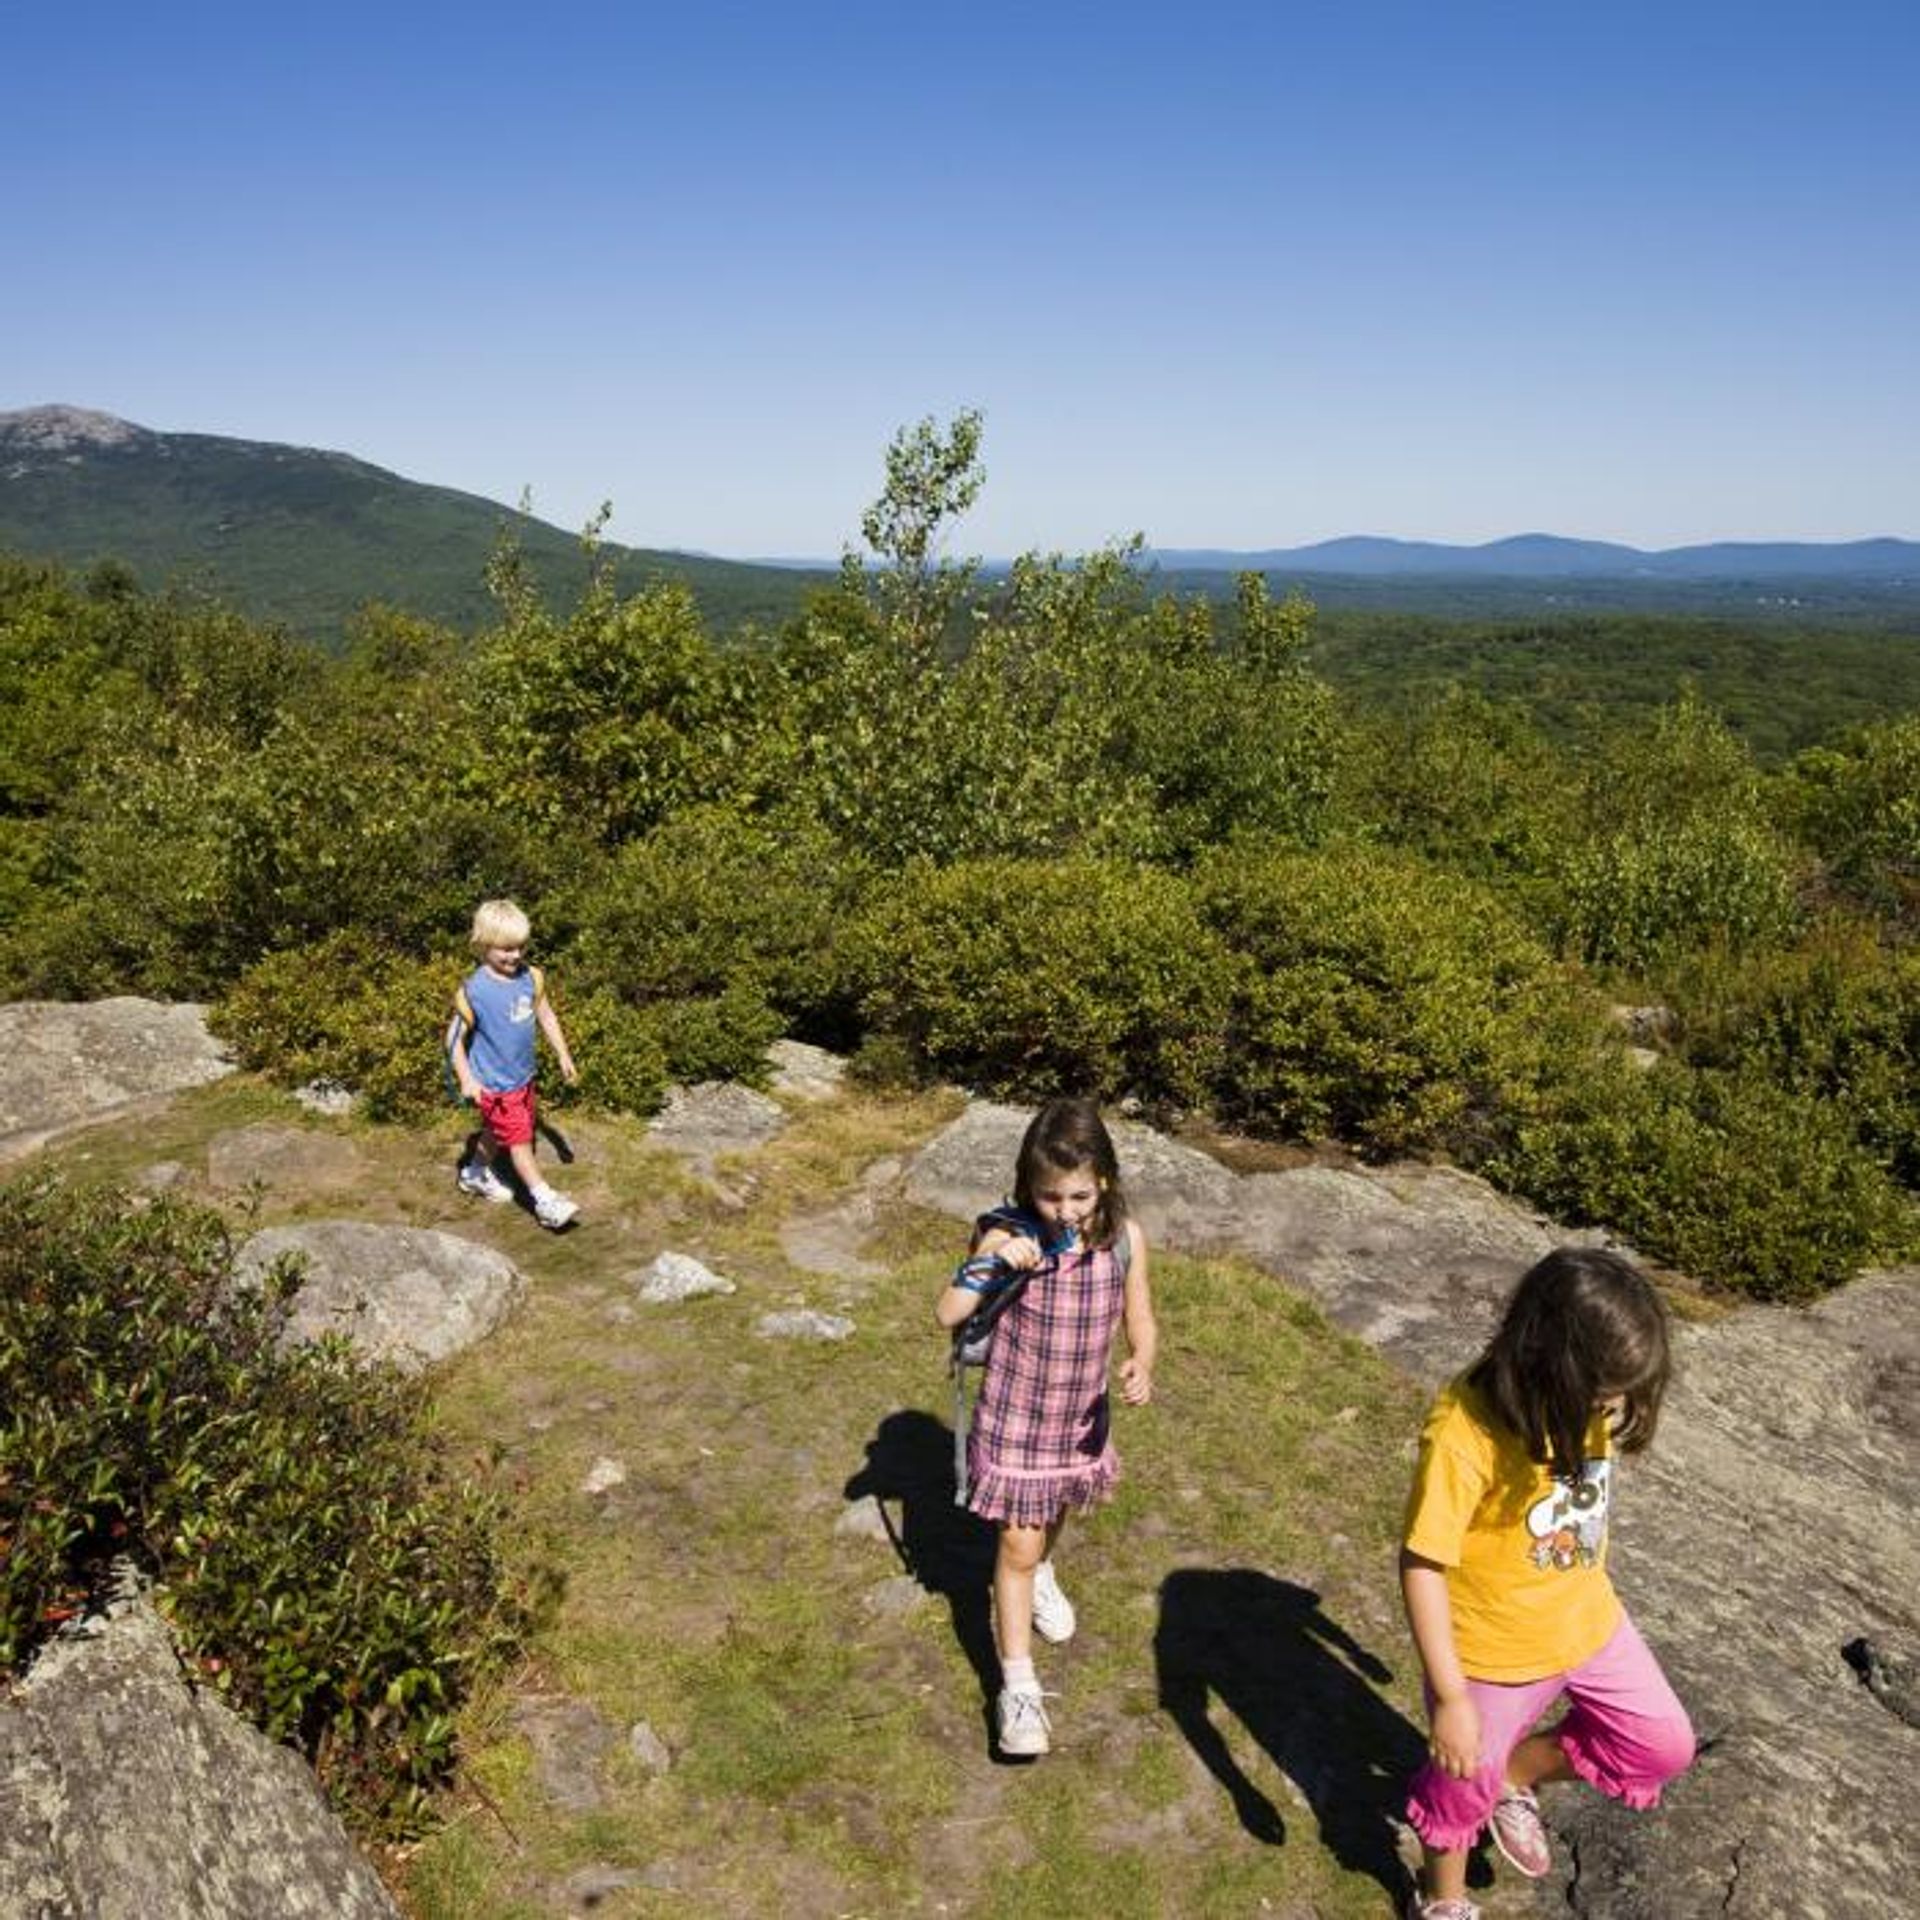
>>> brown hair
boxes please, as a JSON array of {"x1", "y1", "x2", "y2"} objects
[
  {"x1": 1012, "y1": 1097, "x2": 1129, "y2": 1249},
  {"x1": 1468, "y1": 1247, "x2": 1671, "y2": 1475}
]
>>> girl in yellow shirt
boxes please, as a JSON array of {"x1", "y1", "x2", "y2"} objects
[{"x1": 1400, "y1": 1249, "x2": 1694, "y2": 1920}]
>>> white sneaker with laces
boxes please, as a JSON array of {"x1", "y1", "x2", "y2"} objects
[
  {"x1": 534, "y1": 1190, "x2": 580, "y2": 1230},
  {"x1": 1031, "y1": 1560, "x2": 1077, "y2": 1644},
  {"x1": 996, "y1": 1685, "x2": 1052, "y2": 1757},
  {"x1": 457, "y1": 1161, "x2": 513, "y2": 1203}
]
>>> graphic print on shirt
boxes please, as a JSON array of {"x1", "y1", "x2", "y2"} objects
[{"x1": 1524, "y1": 1457, "x2": 1612, "y2": 1571}]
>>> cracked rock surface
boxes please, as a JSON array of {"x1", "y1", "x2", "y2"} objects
[{"x1": 0, "y1": 1593, "x2": 397, "y2": 1919}]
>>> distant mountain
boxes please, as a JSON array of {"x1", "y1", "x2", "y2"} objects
[
  {"x1": 0, "y1": 406, "x2": 826, "y2": 641},
  {"x1": 1146, "y1": 532, "x2": 1920, "y2": 581}
]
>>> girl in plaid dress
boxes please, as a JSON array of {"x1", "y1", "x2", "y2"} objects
[{"x1": 935, "y1": 1099, "x2": 1157, "y2": 1756}]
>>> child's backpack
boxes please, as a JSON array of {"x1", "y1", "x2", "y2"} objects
[{"x1": 950, "y1": 1207, "x2": 1132, "y2": 1506}]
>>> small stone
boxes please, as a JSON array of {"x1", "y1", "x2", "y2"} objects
[
  {"x1": 292, "y1": 1078, "x2": 356, "y2": 1116},
  {"x1": 627, "y1": 1720, "x2": 673, "y2": 1773},
  {"x1": 580, "y1": 1457, "x2": 627, "y2": 1496},
  {"x1": 861, "y1": 1574, "x2": 928, "y2": 1620},
  {"x1": 632, "y1": 1251, "x2": 737, "y2": 1304},
  {"x1": 835, "y1": 1496, "x2": 893, "y2": 1542},
  {"x1": 137, "y1": 1161, "x2": 187, "y2": 1191},
  {"x1": 755, "y1": 1309, "x2": 855, "y2": 1342}
]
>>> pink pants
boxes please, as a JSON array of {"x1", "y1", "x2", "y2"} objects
[{"x1": 1406, "y1": 1612, "x2": 1695, "y2": 1853}]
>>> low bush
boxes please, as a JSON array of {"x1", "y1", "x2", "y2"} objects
[
  {"x1": 212, "y1": 935, "x2": 461, "y2": 1120},
  {"x1": 847, "y1": 858, "x2": 1235, "y2": 1106},
  {"x1": 1555, "y1": 812, "x2": 1798, "y2": 973},
  {"x1": 1667, "y1": 922, "x2": 1920, "y2": 1187},
  {"x1": 558, "y1": 806, "x2": 863, "y2": 1035},
  {"x1": 1781, "y1": 714, "x2": 1920, "y2": 928},
  {"x1": 0, "y1": 1177, "x2": 543, "y2": 1833},
  {"x1": 1196, "y1": 842, "x2": 1600, "y2": 1159},
  {"x1": 1489, "y1": 1058, "x2": 1915, "y2": 1301}
]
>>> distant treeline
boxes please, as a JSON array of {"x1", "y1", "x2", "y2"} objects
[{"x1": 3, "y1": 420, "x2": 1916, "y2": 1300}]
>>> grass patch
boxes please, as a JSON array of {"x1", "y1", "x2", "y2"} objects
[{"x1": 29, "y1": 1076, "x2": 1429, "y2": 1915}]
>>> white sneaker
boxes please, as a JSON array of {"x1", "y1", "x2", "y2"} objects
[
  {"x1": 996, "y1": 1686, "x2": 1052, "y2": 1757},
  {"x1": 457, "y1": 1161, "x2": 513, "y2": 1204},
  {"x1": 1031, "y1": 1561, "x2": 1077, "y2": 1644},
  {"x1": 533, "y1": 1190, "x2": 580, "y2": 1231}
]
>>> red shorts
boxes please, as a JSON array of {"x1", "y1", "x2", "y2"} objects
[{"x1": 477, "y1": 1083, "x2": 537, "y2": 1149}]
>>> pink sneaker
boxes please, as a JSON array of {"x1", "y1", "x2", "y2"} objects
[{"x1": 1489, "y1": 1784, "x2": 1552, "y2": 1878}]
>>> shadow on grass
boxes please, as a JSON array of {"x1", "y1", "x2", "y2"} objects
[
  {"x1": 1154, "y1": 1568, "x2": 1424, "y2": 1904},
  {"x1": 845, "y1": 1409, "x2": 1000, "y2": 1725}
]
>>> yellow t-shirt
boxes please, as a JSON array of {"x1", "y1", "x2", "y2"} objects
[{"x1": 1403, "y1": 1378, "x2": 1621, "y2": 1683}]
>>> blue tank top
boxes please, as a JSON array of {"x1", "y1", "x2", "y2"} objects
[{"x1": 457, "y1": 963, "x2": 542, "y2": 1092}]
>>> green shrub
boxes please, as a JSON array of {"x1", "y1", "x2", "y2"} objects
[
  {"x1": 847, "y1": 858, "x2": 1235, "y2": 1105},
  {"x1": 1196, "y1": 842, "x2": 1599, "y2": 1158},
  {"x1": 561, "y1": 983, "x2": 779, "y2": 1108},
  {"x1": 1667, "y1": 922, "x2": 1920, "y2": 1186},
  {"x1": 1336, "y1": 687, "x2": 1575, "y2": 900},
  {"x1": 1553, "y1": 694, "x2": 1799, "y2": 970},
  {"x1": 554, "y1": 989, "x2": 673, "y2": 1115},
  {"x1": 0, "y1": 1177, "x2": 542, "y2": 1833},
  {"x1": 1556, "y1": 812, "x2": 1798, "y2": 972},
  {"x1": 1490, "y1": 1059, "x2": 1915, "y2": 1301},
  {"x1": 558, "y1": 806, "x2": 863, "y2": 1033},
  {"x1": 212, "y1": 936, "x2": 462, "y2": 1119},
  {"x1": 1781, "y1": 714, "x2": 1920, "y2": 927},
  {"x1": 473, "y1": 580, "x2": 740, "y2": 843}
]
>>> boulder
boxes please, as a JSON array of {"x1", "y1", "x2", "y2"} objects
[
  {"x1": 0, "y1": 1591, "x2": 397, "y2": 1919},
  {"x1": 646, "y1": 1081, "x2": 786, "y2": 1170},
  {"x1": 0, "y1": 999, "x2": 232, "y2": 1159},
  {"x1": 207, "y1": 1124, "x2": 361, "y2": 1191},
  {"x1": 234, "y1": 1221, "x2": 525, "y2": 1373}
]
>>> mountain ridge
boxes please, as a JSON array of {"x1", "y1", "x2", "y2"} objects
[
  {"x1": 0, "y1": 405, "x2": 828, "y2": 641},
  {"x1": 4, "y1": 407, "x2": 1916, "y2": 635}
]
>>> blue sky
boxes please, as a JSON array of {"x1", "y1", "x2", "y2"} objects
[{"x1": 7, "y1": 2, "x2": 1916, "y2": 557}]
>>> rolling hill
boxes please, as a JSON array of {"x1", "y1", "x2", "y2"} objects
[{"x1": 0, "y1": 406, "x2": 827, "y2": 642}]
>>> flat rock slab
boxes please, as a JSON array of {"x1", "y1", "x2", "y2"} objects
[
  {"x1": 756, "y1": 1309, "x2": 855, "y2": 1342},
  {"x1": 0, "y1": 999, "x2": 233, "y2": 1157},
  {"x1": 0, "y1": 1594, "x2": 397, "y2": 1919},
  {"x1": 903, "y1": 1101, "x2": 1574, "y2": 1377},
  {"x1": 512, "y1": 1696, "x2": 614, "y2": 1814},
  {"x1": 234, "y1": 1221, "x2": 525, "y2": 1372},
  {"x1": 647, "y1": 1081, "x2": 786, "y2": 1169},
  {"x1": 767, "y1": 1039, "x2": 848, "y2": 1101},
  {"x1": 207, "y1": 1124, "x2": 362, "y2": 1192},
  {"x1": 1542, "y1": 1266, "x2": 1920, "y2": 1919}
]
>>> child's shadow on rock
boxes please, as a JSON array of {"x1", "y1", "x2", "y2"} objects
[
  {"x1": 845, "y1": 1410, "x2": 999, "y2": 1717},
  {"x1": 1155, "y1": 1568, "x2": 1424, "y2": 1900}
]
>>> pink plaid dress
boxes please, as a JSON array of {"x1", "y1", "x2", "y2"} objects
[{"x1": 966, "y1": 1236, "x2": 1126, "y2": 1527}]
